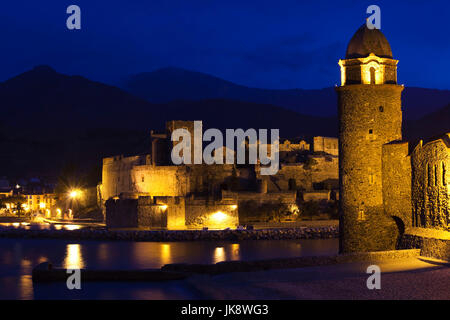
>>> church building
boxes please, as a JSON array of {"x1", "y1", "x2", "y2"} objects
[{"x1": 337, "y1": 24, "x2": 450, "y2": 253}]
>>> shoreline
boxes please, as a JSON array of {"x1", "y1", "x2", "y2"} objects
[
  {"x1": 0, "y1": 225, "x2": 338, "y2": 242},
  {"x1": 31, "y1": 249, "x2": 426, "y2": 283}
]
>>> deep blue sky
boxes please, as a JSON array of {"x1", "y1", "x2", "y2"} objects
[{"x1": 1, "y1": 0, "x2": 449, "y2": 89}]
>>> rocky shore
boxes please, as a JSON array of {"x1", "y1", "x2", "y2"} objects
[{"x1": 0, "y1": 226, "x2": 338, "y2": 242}]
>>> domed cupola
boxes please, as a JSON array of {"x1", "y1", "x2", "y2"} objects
[
  {"x1": 346, "y1": 24, "x2": 393, "y2": 59},
  {"x1": 339, "y1": 24, "x2": 398, "y2": 86}
]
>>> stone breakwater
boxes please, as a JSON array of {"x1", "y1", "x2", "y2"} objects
[{"x1": 0, "y1": 226, "x2": 338, "y2": 242}]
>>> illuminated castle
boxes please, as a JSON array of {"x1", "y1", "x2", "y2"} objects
[
  {"x1": 337, "y1": 25, "x2": 450, "y2": 253},
  {"x1": 99, "y1": 119, "x2": 340, "y2": 230}
]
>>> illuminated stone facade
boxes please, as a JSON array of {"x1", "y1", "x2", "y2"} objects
[
  {"x1": 313, "y1": 136, "x2": 339, "y2": 156},
  {"x1": 411, "y1": 135, "x2": 450, "y2": 230},
  {"x1": 100, "y1": 119, "x2": 339, "y2": 229},
  {"x1": 338, "y1": 25, "x2": 450, "y2": 253}
]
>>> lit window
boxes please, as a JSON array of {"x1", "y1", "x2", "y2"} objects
[
  {"x1": 357, "y1": 209, "x2": 365, "y2": 221},
  {"x1": 370, "y1": 67, "x2": 376, "y2": 84}
]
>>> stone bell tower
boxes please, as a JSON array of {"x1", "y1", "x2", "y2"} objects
[{"x1": 336, "y1": 24, "x2": 404, "y2": 253}]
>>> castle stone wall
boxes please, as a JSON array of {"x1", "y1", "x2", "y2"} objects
[
  {"x1": 184, "y1": 199, "x2": 239, "y2": 229},
  {"x1": 137, "y1": 197, "x2": 167, "y2": 228},
  {"x1": 132, "y1": 165, "x2": 190, "y2": 197},
  {"x1": 313, "y1": 136, "x2": 339, "y2": 156},
  {"x1": 222, "y1": 190, "x2": 296, "y2": 205},
  {"x1": 105, "y1": 198, "x2": 138, "y2": 228},
  {"x1": 382, "y1": 141, "x2": 412, "y2": 228},
  {"x1": 101, "y1": 155, "x2": 148, "y2": 202},
  {"x1": 264, "y1": 156, "x2": 338, "y2": 193}
]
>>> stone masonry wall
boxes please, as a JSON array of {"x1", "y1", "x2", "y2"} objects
[
  {"x1": 265, "y1": 156, "x2": 338, "y2": 192},
  {"x1": 411, "y1": 136, "x2": 450, "y2": 231},
  {"x1": 382, "y1": 141, "x2": 412, "y2": 228},
  {"x1": 132, "y1": 165, "x2": 190, "y2": 197},
  {"x1": 105, "y1": 198, "x2": 138, "y2": 228},
  {"x1": 101, "y1": 155, "x2": 147, "y2": 202},
  {"x1": 400, "y1": 227, "x2": 450, "y2": 261},
  {"x1": 137, "y1": 197, "x2": 167, "y2": 228},
  {"x1": 313, "y1": 136, "x2": 339, "y2": 156},
  {"x1": 185, "y1": 199, "x2": 239, "y2": 229},
  {"x1": 337, "y1": 84, "x2": 404, "y2": 253}
]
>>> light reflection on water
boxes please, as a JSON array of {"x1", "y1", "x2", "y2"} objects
[
  {"x1": 0, "y1": 223, "x2": 83, "y2": 231},
  {"x1": 0, "y1": 238, "x2": 338, "y2": 300},
  {"x1": 64, "y1": 244, "x2": 85, "y2": 269},
  {"x1": 231, "y1": 243, "x2": 240, "y2": 260},
  {"x1": 213, "y1": 247, "x2": 225, "y2": 263}
]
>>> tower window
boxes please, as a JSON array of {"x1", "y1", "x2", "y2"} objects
[
  {"x1": 442, "y1": 162, "x2": 446, "y2": 186},
  {"x1": 370, "y1": 67, "x2": 376, "y2": 84},
  {"x1": 357, "y1": 209, "x2": 366, "y2": 221},
  {"x1": 369, "y1": 173, "x2": 375, "y2": 185},
  {"x1": 369, "y1": 129, "x2": 373, "y2": 134},
  {"x1": 435, "y1": 165, "x2": 438, "y2": 186},
  {"x1": 379, "y1": 106, "x2": 384, "y2": 112}
]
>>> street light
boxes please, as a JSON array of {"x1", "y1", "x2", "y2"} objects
[
  {"x1": 69, "y1": 189, "x2": 81, "y2": 199},
  {"x1": 68, "y1": 189, "x2": 82, "y2": 221}
]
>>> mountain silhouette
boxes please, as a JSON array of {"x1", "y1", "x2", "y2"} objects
[
  {"x1": 0, "y1": 66, "x2": 335, "y2": 179},
  {"x1": 124, "y1": 67, "x2": 450, "y2": 120},
  {"x1": 405, "y1": 103, "x2": 450, "y2": 142},
  {"x1": 1, "y1": 65, "x2": 448, "y2": 181}
]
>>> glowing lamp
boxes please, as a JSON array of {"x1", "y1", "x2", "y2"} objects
[
  {"x1": 69, "y1": 189, "x2": 82, "y2": 199},
  {"x1": 210, "y1": 211, "x2": 227, "y2": 222},
  {"x1": 69, "y1": 190, "x2": 78, "y2": 198}
]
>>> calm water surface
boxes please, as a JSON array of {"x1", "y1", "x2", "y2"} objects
[{"x1": 0, "y1": 238, "x2": 338, "y2": 299}]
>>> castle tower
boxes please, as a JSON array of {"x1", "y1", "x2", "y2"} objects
[{"x1": 336, "y1": 25, "x2": 404, "y2": 253}]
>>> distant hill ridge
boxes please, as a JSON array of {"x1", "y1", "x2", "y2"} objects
[
  {"x1": 0, "y1": 65, "x2": 448, "y2": 179},
  {"x1": 123, "y1": 66, "x2": 450, "y2": 120}
]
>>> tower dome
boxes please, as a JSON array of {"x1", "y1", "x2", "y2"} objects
[{"x1": 346, "y1": 24, "x2": 392, "y2": 59}]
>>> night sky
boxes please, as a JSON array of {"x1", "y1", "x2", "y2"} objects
[{"x1": 1, "y1": 0, "x2": 448, "y2": 90}]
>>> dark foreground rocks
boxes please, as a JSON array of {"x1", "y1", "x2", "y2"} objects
[{"x1": 32, "y1": 262, "x2": 187, "y2": 282}]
